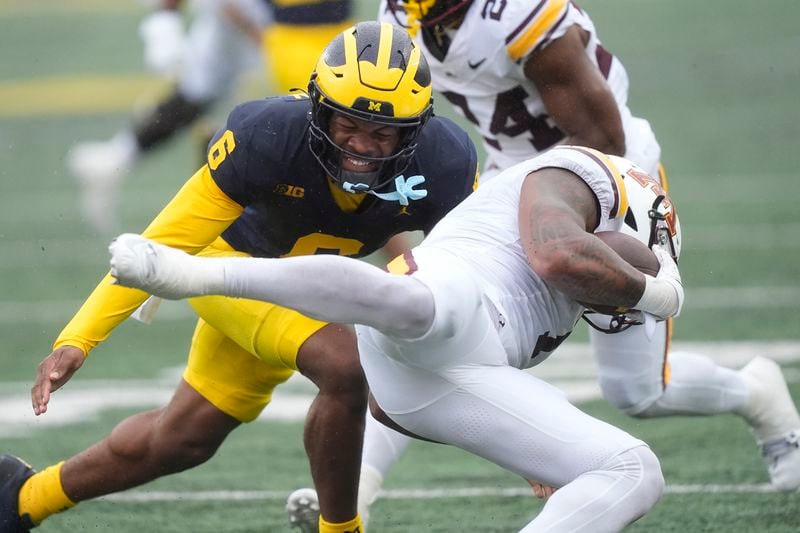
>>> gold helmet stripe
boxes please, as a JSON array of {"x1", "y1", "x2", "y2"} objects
[
  {"x1": 376, "y1": 22, "x2": 394, "y2": 73},
  {"x1": 321, "y1": 22, "x2": 429, "y2": 117}
]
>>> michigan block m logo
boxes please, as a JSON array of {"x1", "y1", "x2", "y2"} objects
[{"x1": 368, "y1": 101, "x2": 382, "y2": 112}]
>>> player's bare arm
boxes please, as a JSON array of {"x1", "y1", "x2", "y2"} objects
[
  {"x1": 519, "y1": 167, "x2": 645, "y2": 309},
  {"x1": 31, "y1": 345, "x2": 85, "y2": 415},
  {"x1": 524, "y1": 25, "x2": 624, "y2": 156}
]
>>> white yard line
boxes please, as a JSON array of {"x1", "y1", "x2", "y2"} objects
[
  {"x1": 2, "y1": 342, "x2": 799, "y2": 438},
  {"x1": 99, "y1": 483, "x2": 780, "y2": 503}
]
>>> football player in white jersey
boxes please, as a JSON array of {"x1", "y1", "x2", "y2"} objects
[
  {"x1": 327, "y1": 0, "x2": 800, "y2": 523},
  {"x1": 109, "y1": 147, "x2": 683, "y2": 532},
  {"x1": 379, "y1": 0, "x2": 658, "y2": 179}
]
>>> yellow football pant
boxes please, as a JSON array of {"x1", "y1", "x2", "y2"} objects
[{"x1": 186, "y1": 238, "x2": 327, "y2": 422}]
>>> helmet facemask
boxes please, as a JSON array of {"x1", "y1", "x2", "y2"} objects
[
  {"x1": 386, "y1": 0, "x2": 474, "y2": 36},
  {"x1": 308, "y1": 75, "x2": 431, "y2": 193},
  {"x1": 307, "y1": 22, "x2": 433, "y2": 195}
]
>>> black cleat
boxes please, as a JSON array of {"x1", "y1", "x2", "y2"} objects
[{"x1": 0, "y1": 454, "x2": 36, "y2": 532}]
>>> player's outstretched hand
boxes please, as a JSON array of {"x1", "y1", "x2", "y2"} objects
[
  {"x1": 31, "y1": 345, "x2": 85, "y2": 415},
  {"x1": 109, "y1": 233, "x2": 219, "y2": 300}
]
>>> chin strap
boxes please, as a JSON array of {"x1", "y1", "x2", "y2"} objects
[
  {"x1": 343, "y1": 174, "x2": 428, "y2": 206},
  {"x1": 582, "y1": 310, "x2": 658, "y2": 340}
]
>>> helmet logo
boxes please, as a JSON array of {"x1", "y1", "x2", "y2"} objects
[{"x1": 368, "y1": 101, "x2": 383, "y2": 112}]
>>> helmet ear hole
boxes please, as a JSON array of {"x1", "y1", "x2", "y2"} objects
[{"x1": 307, "y1": 21, "x2": 433, "y2": 191}]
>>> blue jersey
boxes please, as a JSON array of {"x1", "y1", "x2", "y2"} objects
[{"x1": 208, "y1": 95, "x2": 479, "y2": 259}]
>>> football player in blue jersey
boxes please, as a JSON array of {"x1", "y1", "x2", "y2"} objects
[{"x1": 1, "y1": 21, "x2": 478, "y2": 533}]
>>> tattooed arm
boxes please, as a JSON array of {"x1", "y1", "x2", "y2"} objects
[{"x1": 518, "y1": 167, "x2": 646, "y2": 310}]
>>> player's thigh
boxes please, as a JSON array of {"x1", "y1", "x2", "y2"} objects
[
  {"x1": 185, "y1": 239, "x2": 328, "y2": 420},
  {"x1": 189, "y1": 292, "x2": 327, "y2": 370},
  {"x1": 184, "y1": 316, "x2": 295, "y2": 422},
  {"x1": 193, "y1": 238, "x2": 328, "y2": 373},
  {"x1": 390, "y1": 365, "x2": 645, "y2": 488},
  {"x1": 360, "y1": 254, "x2": 505, "y2": 413},
  {"x1": 186, "y1": 294, "x2": 327, "y2": 422}
]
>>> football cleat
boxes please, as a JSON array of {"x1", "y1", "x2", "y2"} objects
[
  {"x1": 760, "y1": 430, "x2": 800, "y2": 491},
  {"x1": 286, "y1": 488, "x2": 320, "y2": 533},
  {"x1": 65, "y1": 132, "x2": 138, "y2": 235},
  {"x1": 739, "y1": 356, "x2": 800, "y2": 491},
  {"x1": 108, "y1": 234, "x2": 222, "y2": 300},
  {"x1": 0, "y1": 454, "x2": 36, "y2": 532}
]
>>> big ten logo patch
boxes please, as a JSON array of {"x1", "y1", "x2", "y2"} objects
[{"x1": 274, "y1": 184, "x2": 305, "y2": 198}]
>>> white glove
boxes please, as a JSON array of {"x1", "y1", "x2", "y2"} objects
[
  {"x1": 139, "y1": 10, "x2": 185, "y2": 76},
  {"x1": 634, "y1": 246, "x2": 684, "y2": 320}
]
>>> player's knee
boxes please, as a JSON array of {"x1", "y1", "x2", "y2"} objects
[
  {"x1": 309, "y1": 351, "x2": 368, "y2": 410},
  {"x1": 298, "y1": 329, "x2": 368, "y2": 407},
  {"x1": 322, "y1": 365, "x2": 369, "y2": 411},
  {"x1": 605, "y1": 445, "x2": 664, "y2": 518},
  {"x1": 598, "y1": 376, "x2": 661, "y2": 418},
  {"x1": 628, "y1": 446, "x2": 665, "y2": 513}
]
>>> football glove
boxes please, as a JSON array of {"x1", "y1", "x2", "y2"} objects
[{"x1": 139, "y1": 9, "x2": 185, "y2": 76}]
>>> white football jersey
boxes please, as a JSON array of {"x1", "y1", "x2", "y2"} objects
[
  {"x1": 378, "y1": 0, "x2": 661, "y2": 176},
  {"x1": 415, "y1": 146, "x2": 676, "y2": 369}
]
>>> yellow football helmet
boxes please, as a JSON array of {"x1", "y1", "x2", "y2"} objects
[{"x1": 308, "y1": 21, "x2": 433, "y2": 192}]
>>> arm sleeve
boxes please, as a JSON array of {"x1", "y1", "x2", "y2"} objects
[{"x1": 53, "y1": 166, "x2": 244, "y2": 356}]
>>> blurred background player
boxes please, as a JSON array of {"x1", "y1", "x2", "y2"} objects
[
  {"x1": 0, "y1": 21, "x2": 477, "y2": 533},
  {"x1": 310, "y1": 0, "x2": 800, "y2": 527},
  {"x1": 66, "y1": 0, "x2": 353, "y2": 235}
]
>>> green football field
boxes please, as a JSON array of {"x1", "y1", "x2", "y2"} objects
[{"x1": 1, "y1": 0, "x2": 799, "y2": 531}]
